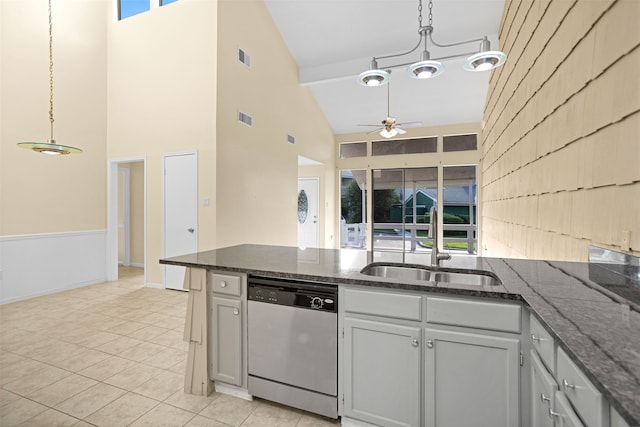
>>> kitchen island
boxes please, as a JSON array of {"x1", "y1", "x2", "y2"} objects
[{"x1": 160, "y1": 244, "x2": 640, "y2": 426}]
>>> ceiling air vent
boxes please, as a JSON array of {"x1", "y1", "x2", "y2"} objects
[
  {"x1": 287, "y1": 134, "x2": 295, "y2": 145},
  {"x1": 238, "y1": 111, "x2": 253, "y2": 128},
  {"x1": 238, "y1": 48, "x2": 250, "y2": 68}
]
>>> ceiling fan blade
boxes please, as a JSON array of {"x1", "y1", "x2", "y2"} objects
[
  {"x1": 396, "y1": 127, "x2": 407, "y2": 135},
  {"x1": 357, "y1": 124, "x2": 383, "y2": 127},
  {"x1": 395, "y1": 121, "x2": 423, "y2": 128},
  {"x1": 367, "y1": 128, "x2": 383, "y2": 134}
]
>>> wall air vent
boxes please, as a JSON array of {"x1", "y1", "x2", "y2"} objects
[
  {"x1": 287, "y1": 134, "x2": 295, "y2": 145},
  {"x1": 238, "y1": 111, "x2": 253, "y2": 127},
  {"x1": 238, "y1": 48, "x2": 251, "y2": 68}
]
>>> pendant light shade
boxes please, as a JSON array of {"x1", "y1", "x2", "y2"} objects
[
  {"x1": 18, "y1": 140, "x2": 82, "y2": 155},
  {"x1": 463, "y1": 37, "x2": 507, "y2": 71},
  {"x1": 358, "y1": 59, "x2": 390, "y2": 86},
  {"x1": 408, "y1": 50, "x2": 444, "y2": 79},
  {"x1": 17, "y1": 0, "x2": 82, "y2": 156}
]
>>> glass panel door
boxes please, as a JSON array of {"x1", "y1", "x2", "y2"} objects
[
  {"x1": 442, "y1": 166, "x2": 477, "y2": 254},
  {"x1": 372, "y1": 167, "x2": 437, "y2": 263},
  {"x1": 340, "y1": 170, "x2": 367, "y2": 249}
]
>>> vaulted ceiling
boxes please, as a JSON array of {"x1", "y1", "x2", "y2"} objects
[{"x1": 265, "y1": 0, "x2": 506, "y2": 135}]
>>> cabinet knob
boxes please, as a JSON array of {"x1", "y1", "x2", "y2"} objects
[
  {"x1": 426, "y1": 339, "x2": 434, "y2": 348},
  {"x1": 562, "y1": 379, "x2": 576, "y2": 390},
  {"x1": 233, "y1": 308, "x2": 239, "y2": 315},
  {"x1": 411, "y1": 339, "x2": 419, "y2": 347},
  {"x1": 220, "y1": 281, "x2": 227, "y2": 288}
]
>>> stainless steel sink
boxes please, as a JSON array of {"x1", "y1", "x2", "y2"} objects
[
  {"x1": 360, "y1": 265, "x2": 432, "y2": 281},
  {"x1": 360, "y1": 263, "x2": 501, "y2": 287}
]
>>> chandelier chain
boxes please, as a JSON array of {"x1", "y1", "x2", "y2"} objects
[
  {"x1": 48, "y1": 0, "x2": 54, "y2": 136},
  {"x1": 428, "y1": 0, "x2": 433, "y2": 27},
  {"x1": 418, "y1": 0, "x2": 422, "y2": 27}
]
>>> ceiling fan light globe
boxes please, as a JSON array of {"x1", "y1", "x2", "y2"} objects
[
  {"x1": 358, "y1": 69, "x2": 389, "y2": 87},
  {"x1": 379, "y1": 129, "x2": 392, "y2": 138},
  {"x1": 463, "y1": 51, "x2": 507, "y2": 71},
  {"x1": 408, "y1": 60, "x2": 444, "y2": 79}
]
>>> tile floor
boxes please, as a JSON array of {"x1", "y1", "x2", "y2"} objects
[{"x1": 0, "y1": 267, "x2": 340, "y2": 427}]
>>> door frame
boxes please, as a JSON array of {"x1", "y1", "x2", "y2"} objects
[
  {"x1": 117, "y1": 167, "x2": 131, "y2": 266},
  {"x1": 162, "y1": 150, "x2": 198, "y2": 290},
  {"x1": 107, "y1": 157, "x2": 147, "y2": 283}
]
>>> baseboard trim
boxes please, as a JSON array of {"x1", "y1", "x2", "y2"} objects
[
  {"x1": 214, "y1": 383, "x2": 253, "y2": 401},
  {"x1": 145, "y1": 282, "x2": 164, "y2": 289},
  {"x1": 1, "y1": 277, "x2": 107, "y2": 305}
]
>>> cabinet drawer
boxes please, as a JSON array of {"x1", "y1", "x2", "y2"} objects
[
  {"x1": 426, "y1": 297, "x2": 521, "y2": 333},
  {"x1": 530, "y1": 312, "x2": 556, "y2": 373},
  {"x1": 557, "y1": 347, "x2": 606, "y2": 427},
  {"x1": 208, "y1": 272, "x2": 241, "y2": 296},
  {"x1": 343, "y1": 288, "x2": 422, "y2": 321}
]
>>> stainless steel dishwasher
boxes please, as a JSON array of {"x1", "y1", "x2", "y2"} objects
[{"x1": 247, "y1": 276, "x2": 338, "y2": 418}]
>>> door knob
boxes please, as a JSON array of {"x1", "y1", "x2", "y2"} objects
[{"x1": 187, "y1": 228, "x2": 195, "y2": 233}]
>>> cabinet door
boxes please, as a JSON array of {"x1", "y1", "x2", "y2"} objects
[
  {"x1": 343, "y1": 317, "x2": 421, "y2": 427},
  {"x1": 210, "y1": 297, "x2": 242, "y2": 386},
  {"x1": 530, "y1": 349, "x2": 557, "y2": 427},
  {"x1": 424, "y1": 328, "x2": 520, "y2": 427},
  {"x1": 551, "y1": 392, "x2": 585, "y2": 427}
]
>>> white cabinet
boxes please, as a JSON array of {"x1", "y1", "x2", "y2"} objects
[
  {"x1": 342, "y1": 317, "x2": 421, "y2": 427},
  {"x1": 556, "y1": 347, "x2": 607, "y2": 427},
  {"x1": 339, "y1": 287, "x2": 524, "y2": 427},
  {"x1": 531, "y1": 349, "x2": 558, "y2": 427},
  {"x1": 424, "y1": 328, "x2": 520, "y2": 427},
  {"x1": 551, "y1": 392, "x2": 585, "y2": 427},
  {"x1": 210, "y1": 297, "x2": 242, "y2": 386},
  {"x1": 207, "y1": 272, "x2": 247, "y2": 389}
]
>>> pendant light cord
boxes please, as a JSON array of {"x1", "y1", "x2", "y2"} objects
[{"x1": 48, "y1": 0, "x2": 55, "y2": 141}]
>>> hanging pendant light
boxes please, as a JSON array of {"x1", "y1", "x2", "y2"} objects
[
  {"x1": 17, "y1": 0, "x2": 82, "y2": 155},
  {"x1": 358, "y1": 0, "x2": 507, "y2": 86}
]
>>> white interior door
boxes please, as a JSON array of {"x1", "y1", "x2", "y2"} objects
[
  {"x1": 297, "y1": 178, "x2": 319, "y2": 249},
  {"x1": 164, "y1": 152, "x2": 198, "y2": 290}
]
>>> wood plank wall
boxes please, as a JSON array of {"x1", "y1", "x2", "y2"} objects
[{"x1": 481, "y1": 0, "x2": 640, "y2": 261}]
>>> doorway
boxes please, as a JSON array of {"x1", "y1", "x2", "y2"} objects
[{"x1": 107, "y1": 158, "x2": 146, "y2": 283}]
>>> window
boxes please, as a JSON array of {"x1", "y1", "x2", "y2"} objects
[
  {"x1": 340, "y1": 142, "x2": 367, "y2": 159},
  {"x1": 160, "y1": 0, "x2": 179, "y2": 4},
  {"x1": 119, "y1": 0, "x2": 149, "y2": 20},
  {"x1": 372, "y1": 137, "x2": 437, "y2": 156},
  {"x1": 443, "y1": 134, "x2": 478, "y2": 152}
]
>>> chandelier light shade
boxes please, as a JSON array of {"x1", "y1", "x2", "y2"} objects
[
  {"x1": 358, "y1": 59, "x2": 390, "y2": 86},
  {"x1": 463, "y1": 38, "x2": 507, "y2": 71},
  {"x1": 358, "y1": 0, "x2": 507, "y2": 86},
  {"x1": 408, "y1": 50, "x2": 444, "y2": 79},
  {"x1": 17, "y1": 0, "x2": 82, "y2": 155}
]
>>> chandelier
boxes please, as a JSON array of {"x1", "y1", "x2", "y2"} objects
[{"x1": 358, "y1": 0, "x2": 507, "y2": 87}]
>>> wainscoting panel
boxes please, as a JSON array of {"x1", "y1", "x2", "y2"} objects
[{"x1": 0, "y1": 230, "x2": 107, "y2": 304}]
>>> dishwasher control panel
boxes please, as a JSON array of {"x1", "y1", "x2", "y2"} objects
[{"x1": 248, "y1": 277, "x2": 337, "y2": 313}]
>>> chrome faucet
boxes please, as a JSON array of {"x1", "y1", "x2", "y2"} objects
[{"x1": 428, "y1": 206, "x2": 451, "y2": 267}]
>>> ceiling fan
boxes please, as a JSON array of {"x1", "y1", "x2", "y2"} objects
[{"x1": 358, "y1": 71, "x2": 422, "y2": 138}]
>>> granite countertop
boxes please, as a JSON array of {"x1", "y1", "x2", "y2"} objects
[{"x1": 161, "y1": 244, "x2": 640, "y2": 425}]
